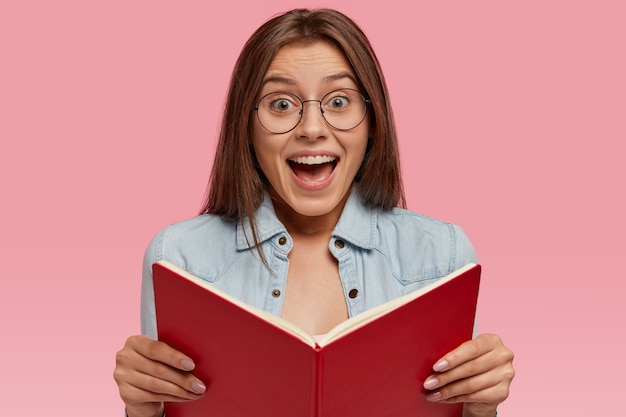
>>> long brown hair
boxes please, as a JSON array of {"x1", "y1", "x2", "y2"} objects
[{"x1": 201, "y1": 8, "x2": 405, "y2": 244}]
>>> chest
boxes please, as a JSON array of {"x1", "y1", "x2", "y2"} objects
[{"x1": 279, "y1": 237, "x2": 349, "y2": 335}]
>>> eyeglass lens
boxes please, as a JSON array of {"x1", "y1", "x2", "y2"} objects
[{"x1": 255, "y1": 88, "x2": 368, "y2": 134}]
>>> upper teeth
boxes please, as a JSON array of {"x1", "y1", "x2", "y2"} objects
[{"x1": 290, "y1": 155, "x2": 336, "y2": 165}]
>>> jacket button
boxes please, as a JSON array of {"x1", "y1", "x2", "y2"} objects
[
  {"x1": 348, "y1": 289, "x2": 359, "y2": 299},
  {"x1": 272, "y1": 289, "x2": 281, "y2": 298},
  {"x1": 278, "y1": 236, "x2": 287, "y2": 245},
  {"x1": 334, "y1": 239, "x2": 345, "y2": 249}
]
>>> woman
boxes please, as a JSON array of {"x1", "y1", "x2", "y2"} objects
[{"x1": 114, "y1": 8, "x2": 514, "y2": 417}]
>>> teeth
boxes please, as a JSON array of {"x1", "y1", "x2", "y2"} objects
[{"x1": 290, "y1": 155, "x2": 336, "y2": 165}]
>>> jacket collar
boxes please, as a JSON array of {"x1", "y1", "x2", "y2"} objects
[{"x1": 236, "y1": 187, "x2": 378, "y2": 251}]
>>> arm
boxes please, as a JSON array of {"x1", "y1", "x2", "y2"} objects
[{"x1": 115, "y1": 233, "x2": 205, "y2": 417}]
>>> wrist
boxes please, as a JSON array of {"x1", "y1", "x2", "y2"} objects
[
  {"x1": 125, "y1": 403, "x2": 165, "y2": 417},
  {"x1": 462, "y1": 404, "x2": 498, "y2": 417}
]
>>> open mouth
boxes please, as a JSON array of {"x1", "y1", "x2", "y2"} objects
[{"x1": 288, "y1": 155, "x2": 338, "y2": 184}]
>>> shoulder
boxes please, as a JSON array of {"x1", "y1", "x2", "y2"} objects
[
  {"x1": 143, "y1": 214, "x2": 241, "y2": 279},
  {"x1": 154, "y1": 214, "x2": 236, "y2": 252},
  {"x1": 375, "y1": 207, "x2": 478, "y2": 279},
  {"x1": 140, "y1": 214, "x2": 242, "y2": 338}
]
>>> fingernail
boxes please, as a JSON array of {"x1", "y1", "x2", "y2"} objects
[
  {"x1": 181, "y1": 358, "x2": 195, "y2": 371},
  {"x1": 423, "y1": 376, "x2": 439, "y2": 390},
  {"x1": 426, "y1": 391, "x2": 442, "y2": 402},
  {"x1": 433, "y1": 359, "x2": 449, "y2": 372},
  {"x1": 191, "y1": 380, "x2": 206, "y2": 394}
]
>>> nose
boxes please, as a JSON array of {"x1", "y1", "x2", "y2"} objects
[{"x1": 295, "y1": 100, "x2": 328, "y2": 141}]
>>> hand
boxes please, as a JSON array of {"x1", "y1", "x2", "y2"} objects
[
  {"x1": 114, "y1": 335, "x2": 207, "y2": 417},
  {"x1": 422, "y1": 333, "x2": 515, "y2": 417}
]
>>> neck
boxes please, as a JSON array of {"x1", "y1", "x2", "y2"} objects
[{"x1": 270, "y1": 190, "x2": 350, "y2": 237}]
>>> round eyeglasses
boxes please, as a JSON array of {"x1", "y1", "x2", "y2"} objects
[{"x1": 252, "y1": 88, "x2": 371, "y2": 134}]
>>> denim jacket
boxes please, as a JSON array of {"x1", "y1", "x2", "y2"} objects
[{"x1": 140, "y1": 188, "x2": 477, "y2": 339}]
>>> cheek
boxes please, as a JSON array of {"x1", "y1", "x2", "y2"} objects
[
  {"x1": 251, "y1": 125, "x2": 268, "y2": 160},
  {"x1": 251, "y1": 136, "x2": 283, "y2": 178}
]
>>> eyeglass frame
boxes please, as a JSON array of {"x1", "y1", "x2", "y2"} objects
[{"x1": 251, "y1": 88, "x2": 372, "y2": 134}]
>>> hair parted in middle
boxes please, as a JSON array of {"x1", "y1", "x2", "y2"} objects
[{"x1": 201, "y1": 8, "x2": 405, "y2": 236}]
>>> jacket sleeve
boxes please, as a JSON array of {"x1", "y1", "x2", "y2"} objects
[{"x1": 140, "y1": 230, "x2": 162, "y2": 340}]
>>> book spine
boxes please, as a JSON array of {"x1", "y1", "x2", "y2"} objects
[{"x1": 311, "y1": 347, "x2": 323, "y2": 417}]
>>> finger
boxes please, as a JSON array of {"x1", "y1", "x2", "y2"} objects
[
  {"x1": 121, "y1": 356, "x2": 206, "y2": 396},
  {"x1": 425, "y1": 339, "x2": 514, "y2": 391},
  {"x1": 115, "y1": 336, "x2": 207, "y2": 402},
  {"x1": 119, "y1": 370, "x2": 205, "y2": 404},
  {"x1": 426, "y1": 364, "x2": 501, "y2": 401},
  {"x1": 426, "y1": 359, "x2": 514, "y2": 406},
  {"x1": 429, "y1": 376, "x2": 511, "y2": 405},
  {"x1": 127, "y1": 335, "x2": 197, "y2": 372},
  {"x1": 432, "y1": 334, "x2": 502, "y2": 373},
  {"x1": 423, "y1": 350, "x2": 494, "y2": 391}
]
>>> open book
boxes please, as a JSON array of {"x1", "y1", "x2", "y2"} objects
[{"x1": 153, "y1": 260, "x2": 481, "y2": 417}]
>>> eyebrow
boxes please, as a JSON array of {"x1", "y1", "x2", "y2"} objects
[{"x1": 261, "y1": 72, "x2": 359, "y2": 88}]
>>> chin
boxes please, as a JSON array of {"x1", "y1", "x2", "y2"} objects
[{"x1": 290, "y1": 191, "x2": 347, "y2": 217}]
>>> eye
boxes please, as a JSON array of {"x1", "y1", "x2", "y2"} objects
[
  {"x1": 323, "y1": 90, "x2": 356, "y2": 111},
  {"x1": 271, "y1": 98, "x2": 295, "y2": 112},
  {"x1": 261, "y1": 92, "x2": 301, "y2": 114}
]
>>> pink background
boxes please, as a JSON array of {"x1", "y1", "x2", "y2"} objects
[{"x1": 1, "y1": 1, "x2": 624, "y2": 415}]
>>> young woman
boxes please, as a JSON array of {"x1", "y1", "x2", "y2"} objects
[{"x1": 114, "y1": 9, "x2": 514, "y2": 417}]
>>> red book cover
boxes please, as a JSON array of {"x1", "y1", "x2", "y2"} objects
[{"x1": 153, "y1": 261, "x2": 481, "y2": 417}]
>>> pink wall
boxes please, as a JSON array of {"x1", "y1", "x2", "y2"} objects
[{"x1": 1, "y1": 1, "x2": 624, "y2": 415}]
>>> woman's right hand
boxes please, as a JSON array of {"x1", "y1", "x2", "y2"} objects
[{"x1": 114, "y1": 335, "x2": 206, "y2": 417}]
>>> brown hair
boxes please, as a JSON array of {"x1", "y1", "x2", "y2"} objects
[{"x1": 201, "y1": 8, "x2": 405, "y2": 239}]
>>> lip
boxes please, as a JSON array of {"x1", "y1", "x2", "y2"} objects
[{"x1": 286, "y1": 151, "x2": 339, "y2": 192}]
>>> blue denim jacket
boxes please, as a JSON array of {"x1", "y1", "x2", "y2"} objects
[{"x1": 140, "y1": 189, "x2": 477, "y2": 339}]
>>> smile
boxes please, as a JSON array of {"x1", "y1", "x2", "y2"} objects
[
  {"x1": 289, "y1": 155, "x2": 337, "y2": 165},
  {"x1": 288, "y1": 155, "x2": 338, "y2": 186}
]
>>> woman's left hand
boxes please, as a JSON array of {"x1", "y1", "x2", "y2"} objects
[{"x1": 422, "y1": 333, "x2": 515, "y2": 417}]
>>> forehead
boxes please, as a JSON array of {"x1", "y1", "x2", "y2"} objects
[{"x1": 262, "y1": 41, "x2": 358, "y2": 89}]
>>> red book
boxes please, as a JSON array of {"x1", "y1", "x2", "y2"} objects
[{"x1": 153, "y1": 261, "x2": 481, "y2": 417}]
